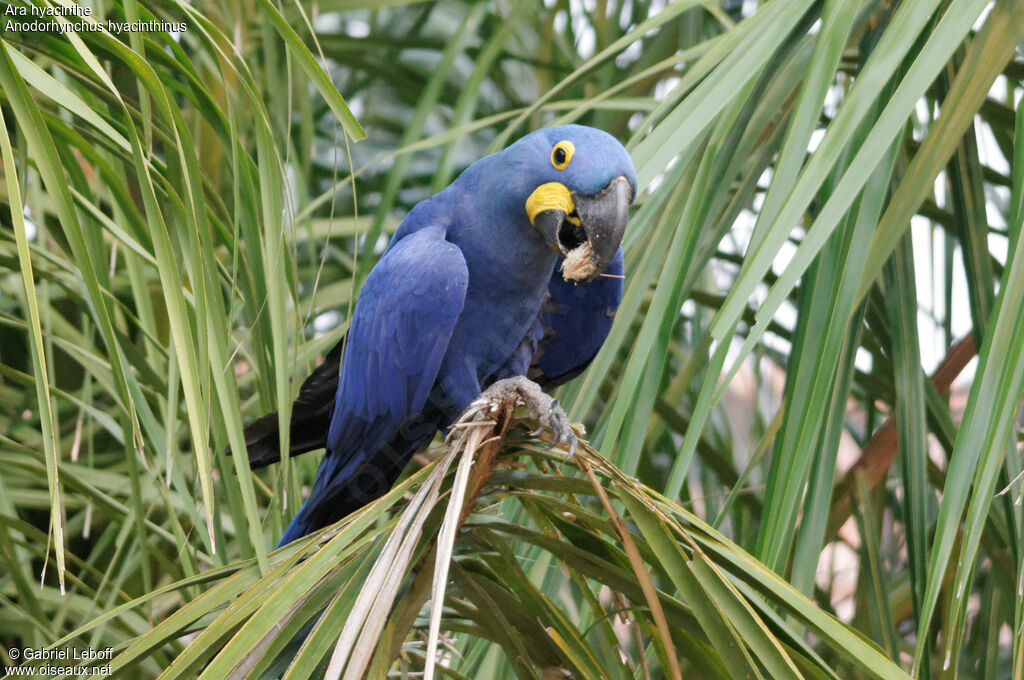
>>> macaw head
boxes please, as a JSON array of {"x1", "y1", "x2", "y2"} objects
[{"x1": 503, "y1": 125, "x2": 637, "y2": 282}]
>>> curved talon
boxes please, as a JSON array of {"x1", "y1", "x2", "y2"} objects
[{"x1": 474, "y1": 376, "x2": 580, "y2": 463}]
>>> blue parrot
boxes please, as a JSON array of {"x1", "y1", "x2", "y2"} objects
[{"x1": 239, "y1": 125, "x2": 636, "y2": 546}]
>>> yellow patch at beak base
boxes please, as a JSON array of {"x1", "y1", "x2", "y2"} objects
[{"x1": 525, "y1": 182, "x2": 575, "y2": 224}]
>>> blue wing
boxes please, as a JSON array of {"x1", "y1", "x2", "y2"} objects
[
  {"x1": 529, "y1": 247, "x2": 623, "y2": 388},
  {"x1": 279, "y1": 225, "x2": 468, "y2": 544}
]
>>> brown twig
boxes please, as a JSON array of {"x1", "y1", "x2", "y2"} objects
[
  {"x1": 826, "y1": 333, "x2": 976, "y2": 537},
  {"x1": 577, "y1": 456, "x2": 683, "y2": 680}
]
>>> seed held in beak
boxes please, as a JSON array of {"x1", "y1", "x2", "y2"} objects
[{"x1": 526, "y1": 177, "x2": 633, "y2": 282}]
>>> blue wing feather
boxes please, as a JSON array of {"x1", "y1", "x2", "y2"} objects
[
  {"x1": 279, "y1": 225, "x2": 467, "y2": 545},
  {"x1": 328, "y1": 225, "x2": 467, "y2": 451}
]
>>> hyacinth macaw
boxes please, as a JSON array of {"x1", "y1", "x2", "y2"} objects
[{"x1": 240, "y1": 125, "x2": 636, "y2": 546}]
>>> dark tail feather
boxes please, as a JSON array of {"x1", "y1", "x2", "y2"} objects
[
  {"x1": 276, "y1": 409, "x2": 443, "y2": 547},
  {"x1": 227, "y1": 338, "x2": 344, "y2": 469},
  {"x1": 236, "y1": 408, "x2": 335, "y2": 469},
  {"x1": 277, "y1": 504, "x2": 321, "y2": 547},
  {"x1": 276, "y1": 451, "x2": 411, "y2": 547}
]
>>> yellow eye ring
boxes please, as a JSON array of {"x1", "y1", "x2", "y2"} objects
[{"x1": 551, "y1": 141, "x2": 575, "y2": 170}]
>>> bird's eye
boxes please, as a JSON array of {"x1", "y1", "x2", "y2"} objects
[{"x1": 551, "y1": 141, "x2": 575, "y2": 170}]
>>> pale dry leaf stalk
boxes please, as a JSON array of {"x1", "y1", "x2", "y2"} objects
[{"x1": 325, "y1": 457, "x2": 453, "y2": 680}]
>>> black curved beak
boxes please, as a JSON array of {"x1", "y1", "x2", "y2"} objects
[{"x1": 532, "y1": 175, "x2": 633, "y2": 282}]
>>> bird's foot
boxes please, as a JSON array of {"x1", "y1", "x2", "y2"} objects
[{"x1": 476, "y1": 376, "x2": 578, "y2": 459}]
